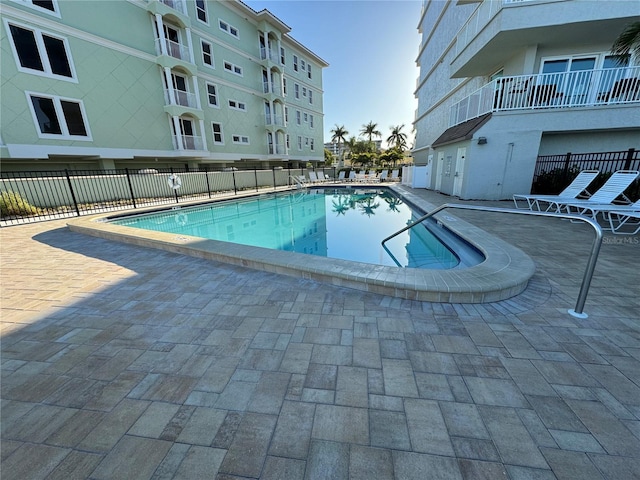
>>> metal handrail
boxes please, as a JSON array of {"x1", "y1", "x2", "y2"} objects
[{"x1": 381, "y1": 203, "x2": 603, "y2": 318}]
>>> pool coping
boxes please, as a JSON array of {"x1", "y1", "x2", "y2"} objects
[{"x1": 66, "y1": 185, "x2": 536, "y2": 303}]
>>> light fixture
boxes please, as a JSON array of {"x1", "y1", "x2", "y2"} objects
[{"x1": 477, "y1": 137, "x2": 487, "y2": 145}]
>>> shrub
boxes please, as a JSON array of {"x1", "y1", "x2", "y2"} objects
[{"x1": 0, "y1": 191, "x2": 40, "y2": 217}]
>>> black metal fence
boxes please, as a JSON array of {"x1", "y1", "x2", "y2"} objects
[
  {"x1": 1, "y1": 166, "x2": 338, "y2": 226},
  {"x1": 531, "y1": 148, "x2": 640, "y2": 197}
]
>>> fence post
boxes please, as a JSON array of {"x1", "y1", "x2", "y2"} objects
[
  {"x1": 254, "y1": 167, "x2": 259, "y2": 192},
  {"x1": 562, "y1": 152, "x2": 572, "y2": 175},
  {"x1": 272, "y1": 167, "x2": 277, "y2": 191},
  {"x1": 125, "y1": 168, "x2": 137, "y2": 208},
  {"x1": 205, "y1": 171, "x2": 211, "y2": 198},
  {"x1": 64, "y1": 169, "x2": 80, "y2": 216},
  {"x1": 624, "y1": 148, "x2": 635, "y2": 170},
  {"x1": 232, "y1": 170, "x2": 238, "y2": 195}
]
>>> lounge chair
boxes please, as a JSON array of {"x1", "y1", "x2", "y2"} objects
[
  {"x1": 608, "y1": 207, "x2": 640, "y2": 235},
  {"x1": 513, "y1": 169, "x2": 599, "y2": 211},
  {"x1": 390, "y1": 169, "x2": 400, "y2": 181},
  {"x1": 348, "y1": 171, "x2": 356, "y2": 182},
  {"x1": 379, "y1": 170, "x2": 389, "y2": 182},
  {"x1": 558, "y1": 170, "x2": 640, "y2": 218},
  {"x1": 337, "y1": 171, "x2": 346, "y2": 182}
]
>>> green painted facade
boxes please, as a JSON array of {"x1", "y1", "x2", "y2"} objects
[{"x1": 0, "y1": 0, "x2": 328, "y2": 171}]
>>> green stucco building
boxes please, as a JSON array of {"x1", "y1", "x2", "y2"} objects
[{"x1": 1, "y1": 0, "x2": 328, "y2": 171}]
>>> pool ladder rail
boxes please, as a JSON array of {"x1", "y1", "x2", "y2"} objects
[
  {"x1": 382, "y1": 203, "x2": 603, "y2": 319},
  {"x1": 289, "y1": 175, "x2": 308, "y2": 190}
]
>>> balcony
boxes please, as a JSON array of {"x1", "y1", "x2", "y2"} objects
[
  {"x1": 155, "y1": 38, "x2": 190, "y2": 62},
  {"x1": 449, "y1": 66, "x2": 640, "y2": 126},
  {"x1": 165, "y1": 89, "x2": 198, "y2": 109},
  {"x1": 174, "y1": 134, "x2": 203, "y2": 150},
  {"x1": 260, "y1": 47, "x2": 279, "y2": 63},
  {"x1": 263, "y1": 82, "x2": 282, "y2": 97},
  {"x1": 265, "y1": 114, "x2": 285, "y2": 127},
  {"x1": 268, "y1": 144, "x2": 286, "y2": 155},
  {"x1": 451, "y1": 0, "x2": 636, "y2": 78},
  {"x1": 158, "y1": 0, "x2": 187, "y2": 15}
]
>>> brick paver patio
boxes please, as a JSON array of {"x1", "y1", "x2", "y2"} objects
[{"x1": 1, "y1": 188, "x2": 639, "y2": 479}]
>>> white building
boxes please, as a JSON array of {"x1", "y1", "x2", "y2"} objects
[{"x1": 413, "y1": 0, "x2": 640, "y2": 199}]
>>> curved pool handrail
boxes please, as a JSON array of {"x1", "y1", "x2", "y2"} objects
[{"x1": 381, "y1": 203, "x2": 603, "y2": 318}]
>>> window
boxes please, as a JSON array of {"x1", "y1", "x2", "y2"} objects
[
  {"x1": 219, "y1": 20, "x2": 239, "y2": 38},
  {"x1": 302, "y1": 87, "x2": 307, "y2": 98},
  {"x1": 280, "y1": 47, "x2": 285, "y2": 64},
  {"x1": 212, "y1": 122, "x2": 224, "y2": 144},
  {"x1": 206, "y1": 83, "x2": 218, "y2": 107},
  {"x1": 303, "y1": 112, "x2": 308, "y2": 123},
  {"x1": 12, "y1": 0, "x2": 58, "y2": 14},
  {"x1": 294, "y1": 83, "x2": 300, "y2": 99},
  {"x1": 286, "y1": 134, "x2": 290, "y2": 149},
  {"x1": 232, "y1": 135, "x2": 249, "y2": 144},
  {"x1": 297, "y1": 135, "x2": 302, "y2": 150},
  {"x1": 308, "y1": 64, "x2": 312, "y2": 79},
  {"x1": 293, "y1": 55, "x2": 298, "y2": 72},
  {"x1": 296, "y1": 110, "x2": 301, "y2": 125},
  {"x1": 224, "y1": 61, "x2": 242, "y2": 76},
  {"x1": 310, "y1": 139, "x2": 315, "y2": 151},
  {"x1": 301, "y1": 59, "x2": 306, "y2": 71},
  {"x1": 195, "y1": 0, "x2": 207, "y2": 23},
  {"x1": 310, "y1": 115, "x2": 314, "y2": 128},
  {"x1": 284, "y1": 107, "x2": 289, "y2": 123},
  {"x1": 27, "y1": 92, "x2": 90, "y2": 139},
  {"x1": 283, "y1": 77, "x2": 287, "y2": 95},
  {"x1": 8, "y1": 23, "x2": 75, "y2": 80},
  {"x1": 309, "y1": 90, "x2": 313, "y2": 104},
  {"x1": 228, "y1": 100, "x2": 246, "y2": 111},
  {"x1": 201, "y1": 40, "x2": 214, "y2": 67}
]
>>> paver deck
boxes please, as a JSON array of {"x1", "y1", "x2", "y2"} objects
[{"x1": 1, "y1": 187, "x2": 639, "y2": 479}]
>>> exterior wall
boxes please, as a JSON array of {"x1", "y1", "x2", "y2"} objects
[
  {"x1": 414, "y1": 0, "x2": 640, "y2": 199},
  {"x1": 0, "y1": 0, "x2": 327, "y2": 171}
]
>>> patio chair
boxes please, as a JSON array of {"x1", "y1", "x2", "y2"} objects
[
  {"x1": 558, "y1": 170, "x2": 640, "y2": 218},
  {"x1": 379, "y1": 170, "x2": 389, "y2": 182},
  {"x1": 308, "y1": 171, "x2": 318, "y2": 183},
  {"x1": 337, "y1": 171, "x2": 346, "y2": 182},
  {"x1": 608, "y1": 206, "x2": 640, "y2": 235},
  {"x1": 513, "y1": 169, "x2": 599, "y2": 211},
  {"x1": 348, "y1": 171, "x2": 356, "y2": 182},
  {"x1": 390, "y1": 169, "x2": 400, "y2": 181}
]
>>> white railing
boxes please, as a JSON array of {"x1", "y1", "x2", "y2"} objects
[
  {"x1": 260, "y1": 47, "x2": 279, "y2": 63},
  {"x1": 165, "y1": 89, "x2": 197, "y2": 109},
  {"x1": 449, "y1": 66, "x2": 640, "y2": 126},
  {"x1": 268, "y1": 144, "x2": 286, "y2": 155},
  {"x1": 158, "y1": 0, "x2": 187, "y2": 15},
  {"x1": 174, "y1": 134, "x2": 203, "y2": 150},
  {"x1": 263, "y1": 82, "x2": 282, "y2": 96},
  {"x1": 455, "y1": 0, "x2": 558, "y2": 57},
  {"x1": 156, "y1": 38, "x2": 190, "y2": 62},
  {"x1": 265, "y1": 114, "x2": 285, "y2": 126}
]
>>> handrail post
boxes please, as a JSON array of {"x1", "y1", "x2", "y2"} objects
[{"x1": 382, "y1": 203, "x2": 603, "y2": 318}]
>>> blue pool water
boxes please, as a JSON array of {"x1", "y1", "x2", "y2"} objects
[{"x1": 111, "y1": 188, "x2": 483, "y2": 269}]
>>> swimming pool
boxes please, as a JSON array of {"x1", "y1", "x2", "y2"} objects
[
  {"x1": 68, "y1": 185, "x2": 535, "y2": 302},
  {"x1": 110, "y1": 188, "x2": 483, "y2": 270}
]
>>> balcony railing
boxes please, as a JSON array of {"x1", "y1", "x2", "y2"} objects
[
  {"x1": 155, "y1": 38, "x2": 191, "y2": 62},
  {"x1": 268, "y1": 144, "x2": 286, "y2": 155},
  {"x1": 449, "y1": 66, "x2": 640, "y2": 126},
  {"x1": 165, "y1": 89, "x2": 198, "y2": 109},
  {"x1": 158, "y1": 0, "x2": 187, "y2": 15},
  {"x1": 455, "y1": 0, "x2": 553, "y2": 57},
  {"x1": 263, "y1": 82, "x2": 282, "y2": 96},
  {"x1": 265, "y1": 114, "x2": 285, "y2": 126},
  {"x1": 174, "y1": 134, "x2": 203, "y2": 150},
  {"x1": 260, "y1": 47, "x2": 279, "y2": 63}
]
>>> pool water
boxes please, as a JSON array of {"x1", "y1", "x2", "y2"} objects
[{"x1": 111, "y1": 188, "x2": 479, "y2": 269}]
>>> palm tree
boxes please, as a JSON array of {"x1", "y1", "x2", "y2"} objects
[
  {"x1": 360, "y1": 121, "x2": 381, "y2": 150},
  {"x1": 387, "y1": 124, "x2": 408, "y2": 151},
  {"x1": 611, "y1": 21, "x2": 640, "y2": 61},
  {"x1": 330, "y1": 125, "x2": 349, "y2": 166}
]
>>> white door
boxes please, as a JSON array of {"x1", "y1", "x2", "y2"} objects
[
  {"x1": 435, "y1": 152, "x2": 444, "y2": 191},
  {"x1": 453, "y1": 147, "x2": 466, "y2": 197}
]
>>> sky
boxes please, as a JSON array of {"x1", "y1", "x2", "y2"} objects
[{"x1": 244, "y1": 0, "x2": 422, "y2": 148}]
